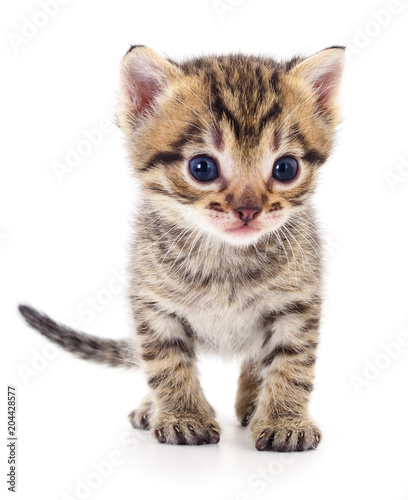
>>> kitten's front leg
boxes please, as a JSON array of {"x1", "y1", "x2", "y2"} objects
[
  {"x1": 134, "y1": 314, "x2": 220, "y2": 445},
  {"x1": 250, "y1": 302, "x2": 321, "y2": 452}
]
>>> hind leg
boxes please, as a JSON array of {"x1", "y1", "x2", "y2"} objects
[
  {"x1": 129, "y1": 395, "x2": 154, "y2": 430},
  {"x1": 235, "y1": 361, "x2": 262, "y2": 427}
]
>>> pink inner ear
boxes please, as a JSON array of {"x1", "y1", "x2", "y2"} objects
[
  {"x1": 123, "y1": 62, "x2": 164, "y2": 115},
  {"x1": 313, "y1": 69, "x2": 341, "y2": 112}
]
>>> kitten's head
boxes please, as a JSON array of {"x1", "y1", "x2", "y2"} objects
[{"x1": 118, "y1": 45, "x2": 344, "y2": 246}]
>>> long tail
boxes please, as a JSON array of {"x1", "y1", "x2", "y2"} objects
[{"x1": 18, "y1": 304, "x2": 137, "y2": 368}]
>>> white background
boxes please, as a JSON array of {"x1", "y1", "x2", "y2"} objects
[{"x1": 2, "y1": 0, "x2": 408, "y2": 499}]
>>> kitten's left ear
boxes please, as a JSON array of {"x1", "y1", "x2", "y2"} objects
[{"x1": 289, "y1": 46, "x2": 345, "y2": 115}]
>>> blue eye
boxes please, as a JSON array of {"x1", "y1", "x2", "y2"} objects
[
  {"x1": 189, "y1": 156, "x2": 219, "y2": 182},
  {"x1": 272, "y1": 156, "x2": 299, "y2": 182}
]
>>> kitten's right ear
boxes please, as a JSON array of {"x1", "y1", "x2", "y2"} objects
[{"x1": 118, "y1": 45, "x2": 181, "y2": 133}]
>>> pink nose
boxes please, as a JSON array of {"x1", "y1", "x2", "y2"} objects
[{"x1": 235, "y1": 206, "x2": 261, "y2": 223}]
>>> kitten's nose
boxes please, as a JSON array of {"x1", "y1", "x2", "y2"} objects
[{"x1": 235, "y1": 206, "x2": 262, "y2": 223}]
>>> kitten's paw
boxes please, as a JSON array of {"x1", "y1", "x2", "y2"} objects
[
  {"x1": 128, "y1": 398, "x2": 153, "y2": 430},
  {"x1": 236, "y1": 401, "x2": 256, "y2": 427},
  {"x1": 235, "y1": 367, "x2": 261, "y2": 427},
  {"x1": 251, "y1": 418, "x2": 321, "y2": 452},
  {"x1": 152, "y1": 413, "x2": 221, "y2": 445}
]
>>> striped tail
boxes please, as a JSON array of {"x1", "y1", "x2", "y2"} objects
[{"x1": 18, "y1": 304, "x2": 137, "y2": 368}]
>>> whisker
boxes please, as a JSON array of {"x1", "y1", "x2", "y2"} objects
[
  {"x1": 179, "y1": 231, "x2": 203, "y2": 285},
  {"x1": 274, "y1": 229, "x2": 292, "y2": 283},
  {"x1": 279, "y1": 226, "x2": 299, "y2": 288},
  {"x1": 155, "y1": 225, "x2": 194, "y2": 276},
  {"x1": 288, "y1": 218, "x2": 321, "y2": 259},
  {"x1": 275, "y1": 91, "x2": 318, "y2": 135},
  {"x1": 284, "y1": 226, "x2": 317, "y2": 282}
]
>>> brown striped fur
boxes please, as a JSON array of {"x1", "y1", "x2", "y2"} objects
[{"x1": 19, "y1": 45, "x2": 344, "y2": 451}]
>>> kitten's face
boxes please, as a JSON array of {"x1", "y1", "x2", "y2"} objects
[{"x1": 118, "y1": 47, "x2": 344, "y2": 246}]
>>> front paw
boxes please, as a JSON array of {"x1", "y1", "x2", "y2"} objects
[
  {"x1": 250, "y1": 417, "x2": 321, "y2": 452},
  {"x1": 152, "y1": 412, "x2": 221, "y2": 445}
]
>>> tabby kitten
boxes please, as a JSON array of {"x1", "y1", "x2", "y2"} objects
[{"x1": 19, "y1": 45, "x2": 344, "y2": 451}]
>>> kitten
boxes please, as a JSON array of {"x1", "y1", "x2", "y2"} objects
[{"x1": 19, "y1": 45, "x2": 344, "y2": 451}]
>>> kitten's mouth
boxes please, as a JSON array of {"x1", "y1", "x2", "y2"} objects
[{"x1": 225, "y1": 223, "x2": 261, "y2": 237}]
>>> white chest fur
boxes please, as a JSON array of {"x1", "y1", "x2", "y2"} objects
[
  {"x1": 186, "y1": 304, "x2": 266, "y2": 358},
  {"x1": 180, "y1": 283, "x2": 309, "y2": 360}
]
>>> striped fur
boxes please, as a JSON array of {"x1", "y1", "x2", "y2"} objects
[
  {"x1": 19, "y1": 305, "x2": 135, "y2": 367},
  {"x1": 19, "y1": 46, "x2": 344, "y2": 450}
]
